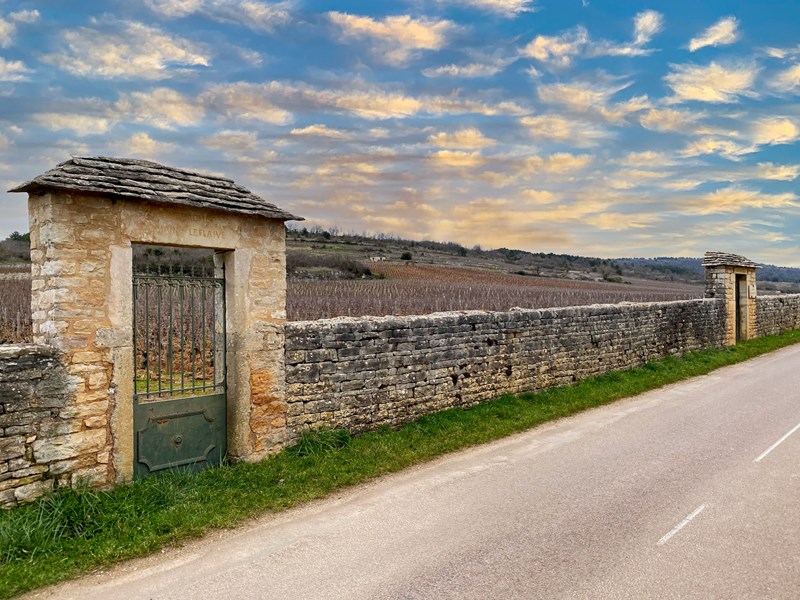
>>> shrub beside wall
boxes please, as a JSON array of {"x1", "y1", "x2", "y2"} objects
[
  {"x1": 756, "y1": 294, "x2": 800, "y2": 337},
  {"x1": 285, "y1": 299, "x2": 726, "y2": 439}
]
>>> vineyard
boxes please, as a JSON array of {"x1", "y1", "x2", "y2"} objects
[
  {"x1": 0, "y1": 265, "x2": 32, "y2": 344},
  {"x1": 286, "y1": 263, "x2": 702, "y2": 320},
  {"x1": 0, "y1": 262, "x2": 703, "y2": 343}
]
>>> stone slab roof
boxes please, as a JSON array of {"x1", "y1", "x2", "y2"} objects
[
  {"x1": 9, "y1": 156, "x2": 302, "y2": 221},
  {"x1": 701, "y1": 251, "x2": 758, "y2": 268}
]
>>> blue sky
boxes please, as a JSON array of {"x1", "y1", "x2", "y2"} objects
[{"x1": 1, "y1": 1, "x2": 799, "y2": 264}]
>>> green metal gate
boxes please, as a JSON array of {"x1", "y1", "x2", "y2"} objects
[{"x1": 133, "y1": 254, "x2": 226, "y2": 478}]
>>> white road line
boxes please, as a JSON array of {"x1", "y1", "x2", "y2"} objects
[
  {"x1": 754, "y1": 420, "x2": 800, "y2": 463},
  {"x1": 657, "y1": 504, "x2": 706, "y2": 546}
]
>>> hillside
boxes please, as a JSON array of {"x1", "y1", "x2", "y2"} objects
[
  {"x1": 7, "y1": 227, "x2": 800, "y2": 341},
  {"x1": 4, "y1": 228, "x2": 800, "y2": 291},
  {"x1": 286, "y1": 228, "x2": 800, "y2": 292},
  {"x1": 288, "y1": 228, "x2": 632, "y2": 284}
]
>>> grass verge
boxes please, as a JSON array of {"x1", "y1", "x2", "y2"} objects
[{"x1": 2, "y1": 328, "x2": 800, "y2": 598}]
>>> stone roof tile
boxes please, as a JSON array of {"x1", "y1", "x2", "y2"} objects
[
  {"x1": 701, "y1": 251, "x2": 758, "y2": 268},
  {"x1": 9, "y1": 156, "x2": 302, "y2": 221}
]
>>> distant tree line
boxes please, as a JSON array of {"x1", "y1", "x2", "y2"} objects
[{"x1": 0, "y1": 232, "x2": 30, "y2": 262}]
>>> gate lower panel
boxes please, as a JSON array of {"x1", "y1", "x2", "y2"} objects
[{"x1": 134, "y1": 394, "x2": 226, "y2": 478}]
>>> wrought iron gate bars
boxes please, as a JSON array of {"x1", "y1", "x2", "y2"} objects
[{"x1": 133, "y1": 273, "x2": 226, "y2": 401}]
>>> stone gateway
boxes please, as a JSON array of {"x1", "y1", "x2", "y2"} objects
[
  {"x1": 3, "y1": 157, "x2": 300, "y2": 506},
  {"x1": 3, "y1": 157, "x2": 800, "y2": 507}
]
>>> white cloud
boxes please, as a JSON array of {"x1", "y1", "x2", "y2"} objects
[
  {"x1": 328, "y1": 12, "x2": 454, "y2": 65},
  {"x1": 441, "y1": 0, "x2": 535, "y2": 17},
  {"x1": 588, "y1": 10, "x2": 664, "y2": 58},
  {"x1": 522, "y1": 26, "x2": 588, "y2": 68},
  {"x1": 201, "y1": 130, "x2": 259, "y2": 152},
  {"x1": 536, "y1": 80, "x2": 646, "y2": 124},
  {"x1": 201, "y1": 80, "x2": 525, "y2": 122},
  {"x1": 43, "y1": 20, "x2": 209, "y2": 80},
  {"x1": 661, "y1": 179, "x2": 703, "y2": 191},
  {"x1": 586, "y1": 212, "x2": 660, "y2": 230},
  {"x1": 614, "y1": 151, "x2": 677, "y2": 168},
  {"x1": 521, "y1": 189, "x2": 558, "y2": 204},
  {"x1": 763, "y1": 46, "x2": 800, "y2": 60},
  {"x1": 681, "y1": 137, "x2": 755, "y2": 160},
  {"x1": 688, "y1": 16, "x2": 739, "y2": 52},
  {"x1": 0, "y1": 56, "x2": 29, "y2": 81},
  {"x1": 520, "y1": 114, "x2": 608, "y2": 146},
  {"x1": 599, "y1": 95, "x2": 651, "y2": 124},
  {"x1": 204, "y1": 0, "x2": 293, "y2": 32},
  {"x1": 0, "y1": 132, "x2": 9, "y2": 150},
  {"x1": 664, "y1": 61, "x2": 759, "y2": 103},
  {"x1": 538, "y1": 80, "x2": 625, "y2": 111},
  {"x1": 290, "y1": 124, "x2": 350, "y2": 138},
  {"x1": 115, "y1": 88, "x2": 203, "y2": 129},
  {"x1": 634, "y1": 10, "x2": 663, "y2": 46},
  {"x1": 771, "y1": 64, "x2": 800, "y2": 93},
  {"x1": 9, "y1": 10, "x2": 40, "y2": 24},
  {"x1": 144, "y1": 0, "x2": 203, "y2": 17},
  {"x1": 523, "y1": 12, "x2": 663, "y2": 67},
  {"x1": 751, "y1": 117, "x2": 799, "y2": 145},
  {"x1": 308, "y1": 157, "x2": 382, "y2": 185},
  {"x1": 755, "y1": 163, "x2": 800, "y2": 181},
  {"x1": 145, "y1": 0, "x2": 292, "y2": 31},
  {"x1": 118, "y1": 132, "x2": 175, "y2": 158},
  {"x1": 428, "y1": 97, "x2": 527, "y2": 117},
  {"x1": 0, "y1": 16, "x2": 13, "y2": 47},
  {"x1": 429, "y1": 127, "x2": 495, "y2": 149},
  {"x1": 53, "y1": 139, "x2": 91, "y2": 156},
  {"x1": 430, "y1": 150, "x2": 484, "y2": 168},
  {"x1": 237, "y1": 47, "x2": 263, "y2": 66},
  {"x1": 422, "y1": 58, "x2": 512, "y2": 78},
  {"x1": 685, "y1": 186, "x2": 797, "y2": 215},
  {"x1": 606, "y1": 165, "x2": 674, "y2": 191},
  {"x1": 678, "y1": 118, "x2": 798, "y2": 159},
  {"x1": 522, "y1": 152, "x2": 593, "y2": 175},
  {"x1": 639, "y1": 108, "x2": 700, "y2": 132},
  {"x1": 33, "y1": 113, "x2": 113, "y2": 136},
  {"x1": 201, "y1": 82, "x2": 293, "y2": 124}
]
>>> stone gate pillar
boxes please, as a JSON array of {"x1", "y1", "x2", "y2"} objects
[
  {"x1": 702, "y1": 252, "x2": 758, "y2": 345},
  {"x1": 11, "y1": 156, "x2": 300, "y2": 488}
]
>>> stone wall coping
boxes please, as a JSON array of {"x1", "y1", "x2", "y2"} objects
[
  {"x1": 286, "y1": 297, "x2": 717, "y2": 331},
  {"x1": 757, "y1": 293, "x2": 800, "y2": 301},
  {"x1": 0, "y1": 343, "x2": 56, "y2": 359}
]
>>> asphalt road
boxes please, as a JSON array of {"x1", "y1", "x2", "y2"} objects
[{"x1": 28, "y1": 345, "x2": 800, "y2": 599}]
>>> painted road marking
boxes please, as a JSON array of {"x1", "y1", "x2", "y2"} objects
[
  {"x1": 754, "y1": 420, "x2": 800, "y2": 463},
  {"x1": 657, "y1": 504, "x2": 706, "y2": 546}
]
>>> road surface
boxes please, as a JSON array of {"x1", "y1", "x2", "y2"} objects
[{"x1": 27, "y1": 345, "x2": 800, "y2": 599}]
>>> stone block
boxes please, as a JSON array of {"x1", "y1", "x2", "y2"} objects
[
  {"x1": 70, "y1": 465, "x2": 109, "y2": 488},
  {"x1": 32, "y1": 429, "x2": 107, "y2": 463},
  {"x1": 0, "y1": 488, "x2": 16, "y2": 508},
  {"x1": 0, "y1": 436, "x2": 26, "y2": 460}
]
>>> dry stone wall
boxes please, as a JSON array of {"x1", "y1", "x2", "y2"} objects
[
  {"x1": 8, "y1": 289, "x2": 800, "y2": 508},
  {"x1": 0, "y1": 345, "x2": 98, "y2": 508},
  {"x1": 757, "y1": 294, "x2": 800, "y2": 337},
  {"x1": 285, "y1": 299, "x2": 726, "y2": 438}
]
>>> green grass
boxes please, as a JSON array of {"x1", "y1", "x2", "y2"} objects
[{"x1": 2, "y1": 328, "x2": 800, "y2": 598}]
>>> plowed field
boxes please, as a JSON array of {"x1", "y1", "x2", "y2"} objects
[
  {"x1": 287, "y1": 263, "x2": 702, "y2": 321},
  {"x1": 1, "y1": 263, "x2": 703, "y2": 341}
]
